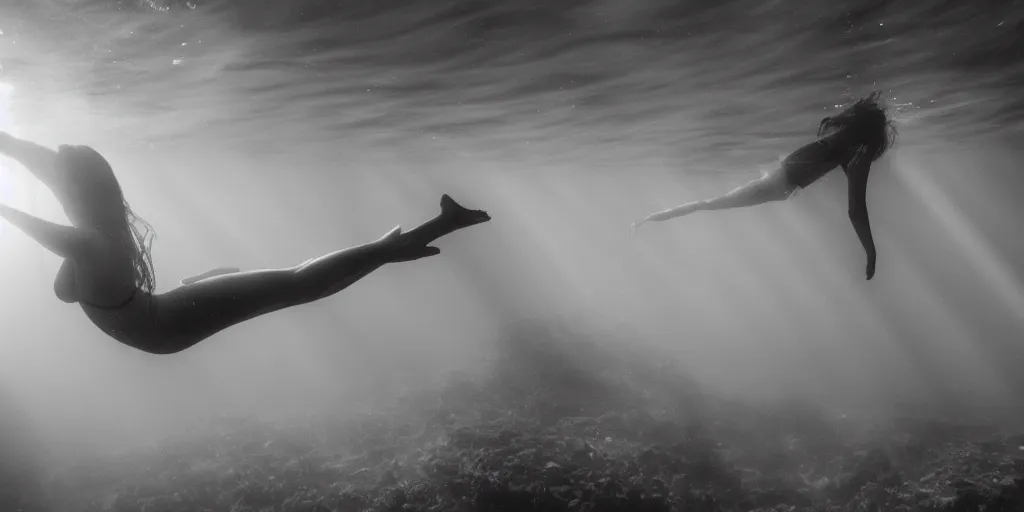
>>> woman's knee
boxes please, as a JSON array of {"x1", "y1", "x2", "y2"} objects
[{"x1": 284, "y1": 266, "x2": 332, "y2": 302}]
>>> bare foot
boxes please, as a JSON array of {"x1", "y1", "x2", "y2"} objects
[
  {"x1": 439, "y1": 194, "x2": 491, "y2": 229},
  {"x1": 378, "y1": 194, "x2": 490, "y2": 263}
]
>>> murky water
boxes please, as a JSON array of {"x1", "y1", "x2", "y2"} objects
[
  {"x1": 2, "y1": 0, "x2": 1022, "y2": 167},
  {"x1": 1, "y1": 0, "x2": 1023, "y2": 469}
]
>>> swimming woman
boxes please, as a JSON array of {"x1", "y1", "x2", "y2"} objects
[
  {"x1": 0, "y1": 132, "x2": 491, "y2": 354},
  {"x1": 632, "y1": 91, "x2": 897, "y2": 280}
]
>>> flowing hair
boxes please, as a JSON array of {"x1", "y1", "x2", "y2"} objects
[
  {"x1": 817, "y1": 90, "x2": 898, "y2": 162},
  {"x1": 123, "y1": 199, "x2": 157, "y2": 293}
]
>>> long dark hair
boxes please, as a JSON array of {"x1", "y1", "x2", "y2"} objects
[
  {"x1": 122, "y1": 199, "x2": 157, "y2": 293},
  {"x1": 817, "y1": 91, "x2": 898, "y2": 162}
]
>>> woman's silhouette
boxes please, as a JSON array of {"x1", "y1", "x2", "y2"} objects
[
  {"x1": 633, "y1": 92, "x2": 897, "y2": 280},
  {"x1": 0, "y1": 132, "x2": 490, "y2": 354}
]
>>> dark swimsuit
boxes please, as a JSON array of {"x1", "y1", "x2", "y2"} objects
[
  {"x1": 80, "y1": 288, "x2": 138, "y2": 310},
  {"x1": 782, "y1": 136, "x2": 858, "y2": 189}
]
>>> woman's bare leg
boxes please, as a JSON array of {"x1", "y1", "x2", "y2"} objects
[
  {"x1": 142, "y1": 195, "x2": 490, "y2": 354},
  {"x1": 179, "y1": 194, "x2": 490, "y2": 288},
  {"x1": 633, "y1": 172, "x2": 793, "y2": 230},
  {"x1": 181, "y1": 267, "x2": 242, "y2": 285}
]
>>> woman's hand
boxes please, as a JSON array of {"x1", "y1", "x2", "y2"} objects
[{"x1": 630, "y1": 217, "x2": 651, "y2": 235}]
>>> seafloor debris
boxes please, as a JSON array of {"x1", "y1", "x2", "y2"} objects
[{"x1": 25, "y1": 330, "x2": 1024, "y2": 512}]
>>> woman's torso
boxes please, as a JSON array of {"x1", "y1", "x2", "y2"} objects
[
  {"x1": 71, "y1": 231, "x2": 160, "y2": 347},
  {"x1": 73, "y1": 235, "x2": 199, "y2": 354},
  {"x1": 79, "y1": 287, "x2": 157, "y2": 350},
  {"x1": 782, "y1": 133, "x2": 859, "y2": 189},
  {"x1": 71, "y1": 232, "x2": 138, "y2": 306}
]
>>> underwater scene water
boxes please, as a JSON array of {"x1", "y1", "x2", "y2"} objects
[{"x1": 1, "y1": 0, "x2": 1023, "y2": 510}]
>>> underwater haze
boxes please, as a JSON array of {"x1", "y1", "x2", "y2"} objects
[{"x1": 1, "y1": 0, "x2": 1024, "y2": 483}]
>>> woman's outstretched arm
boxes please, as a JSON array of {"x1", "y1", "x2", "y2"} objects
[
  {"x1": 0, "y1": 132, "x2": 61, "y2": 185},
  {"x1": 845, "y1": 153, "x2": 876, "y2": 280},
  {"x1": 0, "y1": 204, "x2": 91, "y2": 259}
]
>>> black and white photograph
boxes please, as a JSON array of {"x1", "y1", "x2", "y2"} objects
[{"x1": 0, "y1": 1, "x2": 1022, "y2": 510}]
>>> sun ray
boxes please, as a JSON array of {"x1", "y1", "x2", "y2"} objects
[
  {"x1": 897, "y1": 154, "x2": 1024, "y2": 324},
  {"x1": 0, "y1": 81, "x2": 17, "y2": 214}
]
